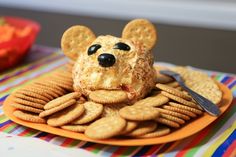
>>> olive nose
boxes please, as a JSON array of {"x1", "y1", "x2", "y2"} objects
[{"x1": 98, "y1": 53, "x2": 116, "y2": 67}]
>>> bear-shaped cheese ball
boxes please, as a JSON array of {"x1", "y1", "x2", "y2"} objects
[{"x1": 61, "y1": 19, "x2": 157, "y2": 102}]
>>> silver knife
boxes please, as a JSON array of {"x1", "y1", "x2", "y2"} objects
[{"x1": 160, "y1": 70, "x2": 221, "y2": 116}]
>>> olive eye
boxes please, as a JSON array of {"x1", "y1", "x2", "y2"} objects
[
  {"x1": 88, "y1": 44, "x2": 101, "y2": 55},
  {"x1": 113, "y1": 42, "x2": 130, "y2": 51}
]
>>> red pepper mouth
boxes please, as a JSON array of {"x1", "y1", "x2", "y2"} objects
[{"x1": 121, "y1": 85, "x2": 137, "y2": 100}]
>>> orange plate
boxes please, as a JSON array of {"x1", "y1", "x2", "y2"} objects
[{"x1": 3, "y1": 83, "x2": 233, "y2": 146}]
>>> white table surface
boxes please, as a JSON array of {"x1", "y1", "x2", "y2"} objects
[{"x1": 0, "y1": 132, "x2": 98, "y2": 157}]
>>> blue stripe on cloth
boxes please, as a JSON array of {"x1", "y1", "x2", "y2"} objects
[
  {"x1": 0, "y1": 94, "x2": 9, "y2": 102},
  {"x1": 218, "y1": 75, "x2": 227, "y2": 83},
  {"x1": 0, "y1": 120, "x2": 12, "y2": 127},
  {"x1": 212, "y1": 129, "x2": 236, "y2": 157},
  {"x1": 132, "y1": 146, "x2": 153, "y2": 156},
  {"x1": 221, "y1": 76, "x2": 231, "y2": 83},
  {"x1": 229, "y1": 80, "x2": 236, "y2": 89},
  {"x1": 34, "y1": 132, "x2": 49, "y2": 138}
]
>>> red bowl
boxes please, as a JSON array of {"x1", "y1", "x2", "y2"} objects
[{"x1": 0, "y1": 16, "x2": 40, "y2": 71}]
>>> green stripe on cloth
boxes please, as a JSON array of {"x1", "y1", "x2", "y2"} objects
[
  {"x1": 4, "y1": 123, "x2": 18, "y2": 133},
  {"x1": 69, "y1": 140, "x2": 81, "y2": 147},
  {"x1": 90, "y1": 144, "x2": 107, "y2": 154}
]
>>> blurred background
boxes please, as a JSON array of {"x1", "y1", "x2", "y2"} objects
[{"x1": 0, "y1": 0, "x2": 236, "y2": 73}]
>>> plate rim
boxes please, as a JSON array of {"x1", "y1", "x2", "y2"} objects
[{"x1": 2, "y1": 83, "x2": 233, "y2": 146}]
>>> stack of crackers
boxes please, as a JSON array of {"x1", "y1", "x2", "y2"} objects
[{"x1": 10, "y1": 65, "x2": 222, "y2": 140}]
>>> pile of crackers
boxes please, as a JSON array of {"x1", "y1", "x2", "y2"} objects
[{"x1": 10, "y1": 65, "x2": 222, "y2": 140}]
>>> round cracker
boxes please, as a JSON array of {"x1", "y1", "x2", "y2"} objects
[
  {"x1": 32, "y1": 82, "x2": 66, "y2": 97},
  {"x1": 89, "y1": 90, "x2": 128, "y2": 104},
  {"x1": 156, "y1": 83, "x2": 192, "y2": 101},
  {"x1": 16, "y1": 89, "x2": 51, "y2": 101},
  {"x1": 11, "y1": 103, "x2": 43, "y2": 114},
  {"x1": 160, "y1": 113, "x2": 185, "y2": 124},
  {"x1": 85, "y1": 116, "x2": 126, "y2": 139},
  {"x1": 34, "y1": 81, "x2": 67, "y2": 94},
  {"x1": 45, "y1": 80, "x2": 73, "y2": 92},
  {"x1": 155, "y1": 117, "x2": 180, "y2": 128},
  {"x1": 156, "y1": 108, "x2": 190, "y2": 120},
  {"x1": 173, "y1": 67, "x2": 222, "y2": 104},
  {"x1": 126, "y1": 121, "x2": 157, "y2": 137},
  {"x1": 168, "y1": 102, "x2": 203, "y2": 115},
  {"x1": 39, "y1": 99, "x2": 76, "y2": 118},
  {"x1": 21, "y1": 88, "x2": 54, "y2": 100},
  {"x1": 47, "y1": 103, "x2": 85, "y2": 127},
  {"x1": 101, "y1": 103, "x2": 128, "y2": 117},
  {"x1": 119, "y1": 105, "x2": 160, "y2": 121},
  {"x1": 164, "y1": 81, "x2": 180, "y2": 88},
  {"x1": 161, "y1": 91, "x2": 200, "y2": 109},
  {"x1": 31, "y1": 83, "x2": 61, "y2": 98},
  {"x1": 13, "y1": 93, "x2": 47, "y2": 105},
  {"x1": 156, "y1": 75, "x2": 173, "y2": 84},
  {"x1": 176, "y1": 86, "x2": 183, "y2": 91},
  {"x1": 155, "y1": 67, "x2": 174, "y2": 83},
  {"x1": 13, "y1": 110, "x2": 46, "y2": 123},
  {"x1": 61, "y1": 124, "x2": 87, "y2": 132},
  {"x1": 163, "y1": 105, "x2": 197, "y2": 118},
  {"x1": 139, "y1": 126, "x2": 170, "y2": 138},
  {"x1": 44, "y1": 92, "x2": 81, "y2": 110},
  {"x1": 61, "y1": 25, "x2": 96, "y2": 60},
  {"x1": 122, "y1": 19, "x2": 157, "y2": 50},
  {"x1": 72, "y1": 101, "x2": 103, "y2": 124},
  {"x1": 13, "y1": 98, "x2": 44, "y2": 109},
  {"x1": 50, "y1": 76, "x2": 73, "y2": 86},
  {"x1": 121, "y1": 121, "x2": 139, "y2": 134},
  {"x1": 133, "y1": 94, "x2": 169, "y2": 107}
]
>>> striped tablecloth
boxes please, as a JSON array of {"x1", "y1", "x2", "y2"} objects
[{"x1": 0, "y1": 45, "x2": 235, "y2": 157}]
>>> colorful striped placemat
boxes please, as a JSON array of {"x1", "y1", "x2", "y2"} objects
[{"x1": 0, "y1": 45, "x2": 235, "y2": 157}]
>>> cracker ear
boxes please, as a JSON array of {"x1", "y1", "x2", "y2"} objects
[
  {"x1": 122, "y1": 19, "x2": 157, "y2": 50},
  {"x1": 61, "y1": 25, "x2": 96, "y2": 60}
]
